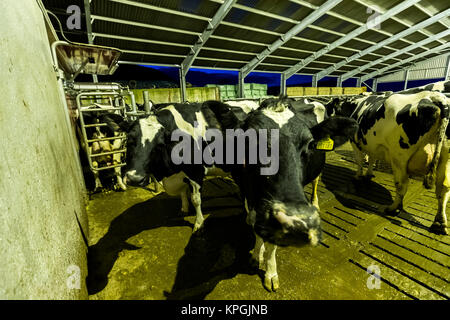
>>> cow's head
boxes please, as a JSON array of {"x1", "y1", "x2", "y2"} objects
[
  {"x1": 101, "y1": 114, "x2": 168, "y2": 187},
  {"x1": 325, "y1": 96, "x2": 359, "y2": 117},
  {"x1": 243, "y1": 100, "x2": 358, "y2": 247}
]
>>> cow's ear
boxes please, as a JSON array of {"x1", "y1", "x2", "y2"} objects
[{"x1": 310, "y1": 116, "x2": 358, "y2": 151}]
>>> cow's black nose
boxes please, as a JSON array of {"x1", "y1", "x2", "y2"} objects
[{"x1": 125, "y1": 171, "x2": 147, "y2": 186}]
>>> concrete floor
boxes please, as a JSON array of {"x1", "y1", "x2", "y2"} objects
[{"x1": 86, "y1": 143, "x2": 450, "y2": 300}]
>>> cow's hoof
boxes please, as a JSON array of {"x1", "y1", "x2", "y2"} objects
[
  {"x1": 192, "y1": 224, "x2": 205, "y2": 236},
  {"x1": 264, "y1": 273, "x2": 279, "y2": 292},
  {"x1": 429, "y1": 222, "x2": 448, "y2": 235},
  {"x1": 114, "y1": 184, "x2": 127, "y2": 192},
  {"x1": 384, "y1": 207, "x2": 402, "y2": 216},
  {"x1": 93, "y1": 187, "x2": 104, "y2": 194}
]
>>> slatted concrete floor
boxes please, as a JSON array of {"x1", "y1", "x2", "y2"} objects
[{"x1": 87, "y1": 144, "x2": 449, "y2": 300}]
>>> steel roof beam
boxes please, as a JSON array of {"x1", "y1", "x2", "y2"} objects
[
  {"x1": 361, "y1": 43, "x2": 450, "y2": 82},
  {"x1": 290, "y1": 0, "x2": 424, "y2": 48},
  {"x1": 314, "y1": 8, "x2": 450, "y2": 81},
  {"x1": 282, "y1": 0, "x2": 422, "y2": 79},
  {"x1": 344, "y1": 28, "x2": 450, "y2": 81},
  {"x1": 181, "y1": 0, "x2": 237, "y2": 72},
  {"x1": 239, "y1": 0, "x2": 342, "y2": 78},
  {"x1": 211, "y1": 0, "x2": 403, "y2": 58},
  {"x1": 91, "y1": 14, "x2": 390, "y2": 67},
  {"x1": 414, "y1": 3, "x2": 450, "y2": 29},
  {"x1": 354, "y1": 0, "x2": 447, "y2": 46},
  {"x1": 119, "y1": 60, "x2": 344, "y2": 77},
  {"x1": 219, "y1": 20, "x2": 392, "y2": 60},
  {"x1": 109, "y1": 0, "x2": 397, "y2": 62},
  {"x1": 109, "y1": 0, "x2": 210, "y2": 21}
]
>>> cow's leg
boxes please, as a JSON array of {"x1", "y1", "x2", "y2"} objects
[
  {"x1": 385, "y1": 162, "x2": 409, "y2": 216},
  {"x1": 93, "y1": 169, "x2": 103, "y2": 192},
  {"x1": 251, "y1": 233, "x2": 265, "y2": 270},
  {"x1": 186, "y1": 178, "x2": 204, "y2": 233},
  {"x1": 263, "y1": 242, "x2": 279, "y2": 292},
  {"x1": 352, "y1": 144, "x2": 365, "y2": 179},
  {"x1": 244, "y1": 199, "x2": 266, "y2": 270},
  {"x1": 364, "y1": 155, "x2": 375, "y2": 179},
  {"x1": 430, "y1": 145, "x2": 449, "y2": 235},
  {"x1": 310, "y1": 176, "x2": 320, "y2": 210},
  {"x1": 114, "y1": 167, "x2": 127, "y2": 191},
  {"x1": 180, "y1": 186, "x2": 189, "y2": 214}
]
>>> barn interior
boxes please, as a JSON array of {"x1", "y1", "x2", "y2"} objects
[{"x1": 1, "y1": 0, "x2": 449, "y2": 300}]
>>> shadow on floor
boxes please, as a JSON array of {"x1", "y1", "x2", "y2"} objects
[
  {"x1": 321, "y1": 163, "x2": 393, "y2": 208},
  {"x1": 321, "y1": 163, "x2": 423, "y2": 227},
  {"x1": 164, "y1": 211, "x2": 257, "y2": 300},
  {"x1": 86, "y1": 193, "x2": 192, "y2": 295}
]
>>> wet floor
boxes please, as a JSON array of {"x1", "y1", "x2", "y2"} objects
[{"x1": 86, "y1": 143, "x2": 450, "y2": 300}]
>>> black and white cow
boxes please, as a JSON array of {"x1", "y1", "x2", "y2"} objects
[
  {"x1": 103, "y1": 102, "x2": 225, "y2": 233},
  {"x1": 208, "y1": 97, "x2": 357, "y2": 291},
  {"x1": 104, "y1": 98, "x2": 357, "y2": 291},
  {"x1": 398, "y1": 80, "x2": 450, "y2": 95},
  {"x1": 326, "y1": 91, "x2": 450, "y2": 234}
]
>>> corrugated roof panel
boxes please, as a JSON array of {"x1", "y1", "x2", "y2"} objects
[
  {"x1": 271, "y1": 48, "x2": 312, "y2": 60},
  {"x1": 423, "y1": 23, "x2": 449, "y2": 35},
  {"x1": 193, "y1": 59, "x2": 246, "y2": 69},
  {"x1": 93, "y1": 20, "x2": 198, "y2": 46},
  {"x1": 296, "y1": 26, "x2": 343, "y2": 44},
  {"x1": 394, "y1": 5, "x2": 430, "y2": 25},
  {"x1": 137, "y1": 0, "x2": 220, "y2": 18},
  {"x1": 311, "y1": 13, "x2": 358, "y2": 35},
  {"x1": 213, "y1": 24, "x2": 278, "y2": 45},
  {"x1": 94, "y1": 37, "x2": 190, "y2": 57},
  {"x1": 357, "y1": 29, "x2": 391, "y2": 44},
  {"x1": 197, "y1": 49, "x2": 254, "y2": 62},
  {"x1": 92, "y1": 0, "x2": 208, "y2": 34},
  {"x1": 284, "y1": 37, "x2": 326, "y2": 53},
  {"x1": 419, "y1": 0, "x2": 450, "y2": 12},
  {"x1": 121, "y1": 52, "x2": 184, "y2": 66},
  {"x1": 228, "y1": 10, "x2": 294, "y2": 35}
]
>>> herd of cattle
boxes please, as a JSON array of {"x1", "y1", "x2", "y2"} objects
[{"x1": 77, "y1": 80, "x2": 450, "y2": 292}]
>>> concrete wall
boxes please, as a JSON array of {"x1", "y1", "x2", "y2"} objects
[{"x1": 0, "y1": 0, "x2": 88, "y2": 299}]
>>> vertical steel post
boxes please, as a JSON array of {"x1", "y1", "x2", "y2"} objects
[
  {"x1": 404, "y1": 69, "x2": 410, "y2": 90},
  {"x1": 280, "y1": 73, "x2": 287, "y2": 96},
  {"x1": 179, "y1": 65, "x2": 187, "y2": 102}
]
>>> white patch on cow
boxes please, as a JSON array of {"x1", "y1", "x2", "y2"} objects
[
  {"x1": 226, "y1": 100, "x2": 260, "y2": 114},
  {"x1": 262, "y1": 107, "x2": 294, "y2": 128},
  {"x1": 431, "y1": 81, "x2": 445, "y2": 92},
  {"x1": 311, "y1": 101, "x2": 326, "y2": 123},
  {"x1": 387, "y1": 91, "x2": 448, "y2": 118},
  {"x1": 139, "y1": 115, "x2": 163, "y2": 147},
  {"x1": 161, "y1": 105, "x2": 207, "y2": 144}
]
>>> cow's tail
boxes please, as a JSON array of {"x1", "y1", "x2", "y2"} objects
[{"x1": 423, "y1": 92, "x2": 450, "y2": 189}]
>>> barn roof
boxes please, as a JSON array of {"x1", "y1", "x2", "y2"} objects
[{"x1": 42, "y1": 0, "x2": 450, "y2": 82}]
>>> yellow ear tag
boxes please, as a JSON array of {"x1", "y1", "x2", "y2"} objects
[{"x1": 316, "y1": 136, "x2": 334, "y2": 151}]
